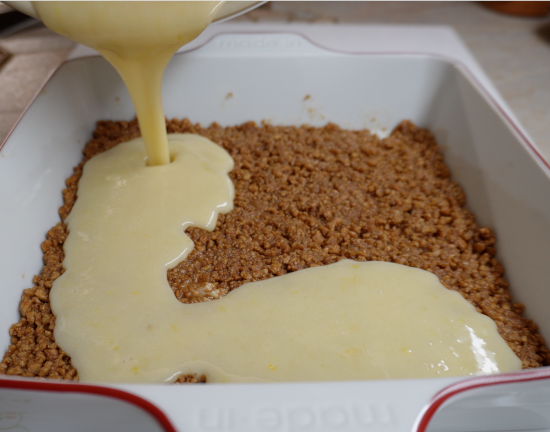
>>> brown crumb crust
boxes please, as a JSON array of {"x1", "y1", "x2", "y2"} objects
[{"x1": 1, "y1": 119, "x2": 548, "y2": 381}]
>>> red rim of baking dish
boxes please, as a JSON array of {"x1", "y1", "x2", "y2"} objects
[
  {"x1": 414, "y1": 367, "x2": 550, "y2": 432},
  {"x1": 0, "y1": 377, "x2": 177, "y2": 432},
  {"x1": 1, "y1": 31, "x2": 550, "y2": 432}
]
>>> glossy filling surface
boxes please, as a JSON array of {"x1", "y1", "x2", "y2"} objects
[
  {"x1": 4, "y1": 120, "x2": 544, "y2": 382},
  {"x1": 51, "y1": 133, "x2": 521, "y2": 383}
]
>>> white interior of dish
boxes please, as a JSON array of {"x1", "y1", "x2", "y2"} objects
[{"x1": 1, "y1": 33, "x2": 550, "y2": 432}]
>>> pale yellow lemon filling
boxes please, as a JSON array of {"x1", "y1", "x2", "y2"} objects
[{"x1": 50, "y1": 135, "x2": 521, "y2": 383}]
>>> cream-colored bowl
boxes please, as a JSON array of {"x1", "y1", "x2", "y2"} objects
[{"x1": 4, "y1": 1, "x2": 265, "y2": 23}]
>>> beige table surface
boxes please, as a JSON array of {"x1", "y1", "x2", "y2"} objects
[{"x1": 1, "y1": 1, "x2": 550, "y2": 161}]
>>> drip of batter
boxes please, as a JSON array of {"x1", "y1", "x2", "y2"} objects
[
  {"x1": 50, "y1": 135, "x2": 522, "y2": 383},
  {"x1": 32, "y1": 1, "x2": 224, "y2": 165}
]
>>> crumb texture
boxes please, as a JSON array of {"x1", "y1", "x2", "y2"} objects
[{"x1": 2, "y1": 119, "x2": 548, "y2": 380}]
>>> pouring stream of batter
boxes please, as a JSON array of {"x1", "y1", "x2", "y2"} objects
[{"x1": 33, "y1": 1, "x2": 224, "y2": 165}]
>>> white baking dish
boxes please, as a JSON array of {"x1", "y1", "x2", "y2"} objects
[{"x1": 1, "y1": 33, "x2": 550, "y2": 432}]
